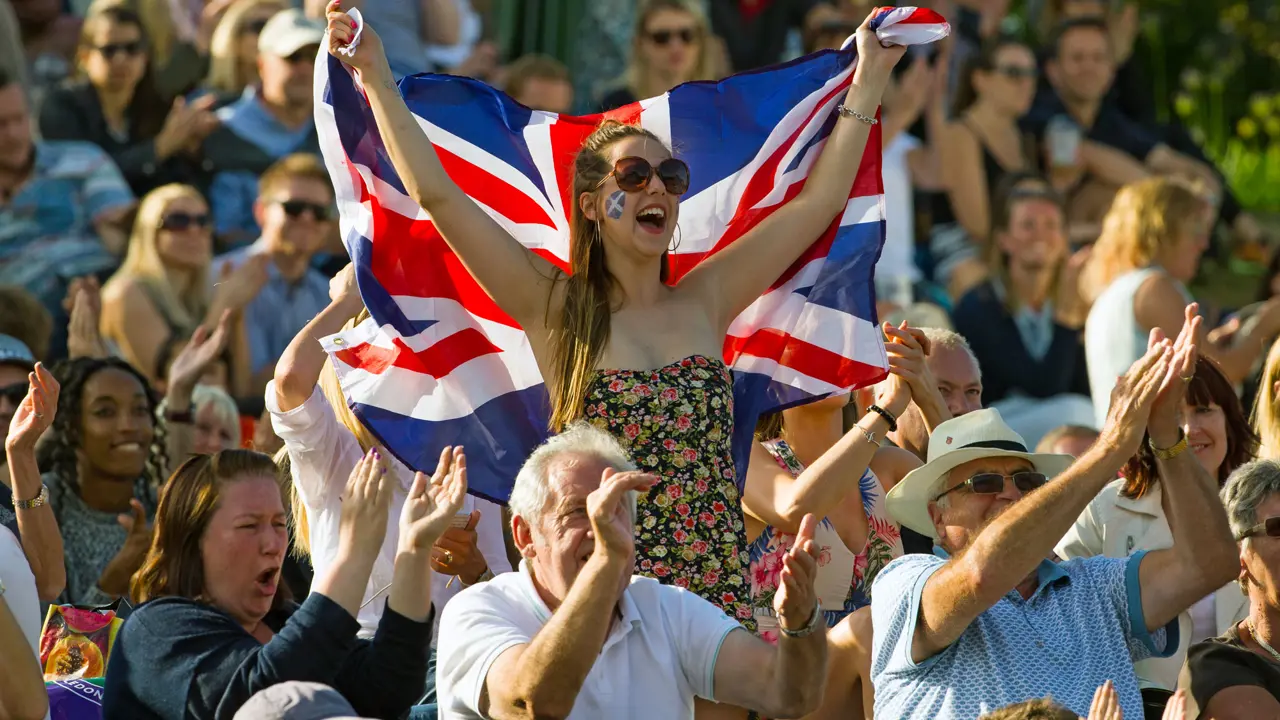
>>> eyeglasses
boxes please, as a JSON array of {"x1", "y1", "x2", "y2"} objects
[
  {"x1": 595, "y1": 156, "x2": 690, "y2": 196},
  {"x1": 278, "y1": 200, "x2": 332, "y2": 221},
  {"x1": 160, "y1": 212, "x2": 211, "y2": 231},
  {"x1": 994, "y1": 65, "x2": 1038, "y2": 80},
  {"x1": 648, "y1": 27, "x2": 697, "y2": 46},
  {"x1": 0, "y1": 381, "x2": 27, "y2": 405},
  {"x1": 933, "y1": 471, "x2": 1049, "y2": 501},
  {"x1": 96, "y1": 41, "x2": 145, "y2": 60},
  {"x1": 1237, "y1": 516, "x2": 1280, "y2": 541}
]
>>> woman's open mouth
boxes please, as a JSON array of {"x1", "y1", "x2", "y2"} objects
[
  {"x1": 636, "y1": 206, "x2": 668, "y2": 234},
  {"x1": 254, "y1": 567, "x2": 280, "y2": 596}
]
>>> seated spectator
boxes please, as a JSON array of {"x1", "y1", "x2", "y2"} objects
[
  {"x1": 597, "y1": 0, "x2": 720, "y2": 111},
  {"x1": 40, "y1": 356, "x2": 167, "y2": 606},
  {"x1": 0, "y1": 285, "x2": 53, "y2": 363},
  {"x1": 953, "y1": 179, "x2": 1093, "y2": 446},
  {"x1": 504, "y1": 54, "x2": 574, "y2": 114},
  {"x1": 437, "y1": 422, "x2": 829, "y2": 719},
  {"x1": 1083, "y1": 178, "x2": 1280, "y2": 424},
  {"x1": 873, "y1": 320, "x2": 1235, "y2": 719},
  {"x1": 211, "y1": 154, "x2": 332, "y2": 392},
  {"x1": 204, "y1": 8, "x2": 323, "y2": 245},
  {"x1": 0, "y1": 68, "x2": 135, "y2": 326},
  {"x1": 11, "y1": 0, "x2": 81, "y2": 105},
  {"x1": 4, "y1": 360, "x2": 67, "y2": 612},
  {"x1": 707, "y1": 0, "x2": 826, "y2": 72},
  {"x1": 201, "y1": 0, "x2": 289, "y2": 106},
  {"x1": 39, "y1": 5, "x2": 218, "y2": 196},
  {"x1": 83, "y1": 0, "x2": 215, "y2": 98},
  {"x1": 1182, "y1": 459, "x2": 1280, "y2": 717},
  {"x1": 1035, "y1": 424, "x2": 1100, "y2": 457},
  {"x1": 102, "y1": 445, "x2": 457, "y2": 719},
  {"x1": 1059, "y1": 350, "x2": 1255, "y2": 698},
  {"x1": 100, "y1": 184, "x2": 259, "y2": 389},
  {"x1": 939, "y1": 37, "x2": 1039, "y2": 257}
]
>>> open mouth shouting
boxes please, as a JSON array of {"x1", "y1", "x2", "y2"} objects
[{"x1": 636, "y1": 204, "x2": 668, "y2": 234}]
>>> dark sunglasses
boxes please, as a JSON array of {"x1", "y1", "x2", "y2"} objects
[
  {"x1": 279, "y1": 199, "x2": 332, "y2": 221},
  {"x1": 160, "y1": 212, "x2": 211, "y2": 231},
  {"x1": 995, "y1": 65, "x2": 1038, "y2": 80},
  {"x1": 0, "y1": 381, "x2": 28, "y2": 405},
  {"x1": 648, "y1": 27, "x2": 697, "y2": 45},
  {"x1": 595, "y1": 156, "x2": 690, "y2": 196},
  {"x1": 933, "y1": 471, "x2": 1049, "y2": 501},
  {"x1": 1237, "y1": 516, "x2": 1280, "y2": 541},
  {"x1": 96, "y1": 41, "x2": 145, "y2": 60}
]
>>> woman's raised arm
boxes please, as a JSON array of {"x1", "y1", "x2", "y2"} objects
[
  {"x1": 325, "y1": 3, "x2": 562, "y2": 330},
  {"x1": 682, "y1": 12, "x2": 906, "y2": 333}
]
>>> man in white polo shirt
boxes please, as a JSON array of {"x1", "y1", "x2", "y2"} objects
[{"x1": 437, "y1": 422, "x2": 829, "y2": 718}]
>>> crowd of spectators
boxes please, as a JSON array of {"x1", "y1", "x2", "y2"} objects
[{"x1": 1, "y1": 1, "x2": 1279, "y2": 719}]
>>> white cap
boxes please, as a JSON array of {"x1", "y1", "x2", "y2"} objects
[{"x1": 258, "y1": 9, "x2": 326, "y2": 58}]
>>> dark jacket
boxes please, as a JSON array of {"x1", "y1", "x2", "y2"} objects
[
  {"x1": 952, "y1": 280, "x2": 1089, "y2": 404},
  {"x1": 101, "y1": 593, "x2": 431, "y2": 720},
  {"x1": 38, "y1": 80, "x2": 214, "y2": 195}
]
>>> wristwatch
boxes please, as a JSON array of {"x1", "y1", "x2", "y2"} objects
[
  {"x1": 15, "y1": 484, "x2": 48, "y2": 510},
  {"x1": 1149, "y1": 430, "x2": 1188, "y2": 461},
  {"x1": 461, "y1": 567, "x2": 495, "y2": 588},
  {"x1": 779, "y1": 600, "x2": 823, "y2": 638}
]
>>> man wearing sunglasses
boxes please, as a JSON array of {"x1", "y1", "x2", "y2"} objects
[
  {"x1": 869, "y1": 311, "x2": 1239, "y2": 720},
  {"x1": 211, "y1": 154, "x2": 336, "y2": 394}
]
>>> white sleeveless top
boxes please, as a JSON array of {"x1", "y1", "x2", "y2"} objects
[{"x1": 1085, "y1": 268, "x2": 1193, "y2": 426}]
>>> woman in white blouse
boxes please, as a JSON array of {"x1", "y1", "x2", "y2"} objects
[
  {"x1": 266, "y1": 265, "x2": 511, "y2": 702},
  {"x1": 1057, "y1": 337, "x2": 1257, "y2": 695}
]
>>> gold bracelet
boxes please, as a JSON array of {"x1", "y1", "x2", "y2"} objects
[
  {"x1": 1149, "y1": 430, "x2": 1188, "y2": 461},
  {"x1": 15, "y1": 484, "x2": 48, "y2": 510}
]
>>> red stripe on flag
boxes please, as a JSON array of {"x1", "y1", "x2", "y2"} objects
[
  {"x1": 434, "y1": 145, "x2": 558, "y2": 228},
  {"x1": 333, "y1": 327, "x2": 503, "y2": 379},
  {"x1": 723, "y1": 329, "x2": 888, "y2": 388}
]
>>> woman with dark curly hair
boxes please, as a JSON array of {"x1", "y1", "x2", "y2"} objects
[
  {"x1": 39, "y1": 356, "x2": 168, "y2": 606},
  {"x1": 1057, "y1": 339, "x2": 1258, "y2": 705}
]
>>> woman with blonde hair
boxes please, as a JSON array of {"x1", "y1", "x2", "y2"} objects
[
  {"x1": 1252, "y1": 338, "x2": 1280, "y2": 461},
  {"x1": 269, "y1": 265, "x2": 510, "y2": 705},
  {"x1": 597, "y1": 0, "x2": 724, "y2": 111},
  {"x1": 1082, "y1": 177, "x2": 1280, "y2": 425},
  {"x1": 99, "y1": 184, "x2": 256, "y2": 389},
  {"x1": 201, "y1": 0, "x2": 287, "y2": 101}
]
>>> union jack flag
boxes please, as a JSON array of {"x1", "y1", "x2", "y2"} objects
[{"x1": 313, "y1": 8, "x2": 949, "y2": 503}]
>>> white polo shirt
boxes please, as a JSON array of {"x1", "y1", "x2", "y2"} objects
[{"x1": 438, "y1": 561, "x2": 743, "y2": 718}]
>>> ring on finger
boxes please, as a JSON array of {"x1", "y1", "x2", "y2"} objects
[
  {"x1": 442, "y1": 549, "x2": 454, "y2": 564},
  {"x1": 1180, "y1": 375, "x2": 1194, "y2": 383}
]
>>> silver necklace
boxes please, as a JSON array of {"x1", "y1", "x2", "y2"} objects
[{"x1": 1247, "y1": 620, "x2": 1280, "y2": 663}]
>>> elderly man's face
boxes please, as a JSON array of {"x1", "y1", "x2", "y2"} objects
[
  {"x1": 1241, "y1": 493, "x2": 1280, "y2": 606},
  {"x1": 929, "y1": 456, "x2": 1037, "y2": 552},
  {"x1": 896, "y1": 345, "x2": 984, "y2": 458},
  {"x1": 515, "y1": 453, "x2": 634, "y2": 611}
]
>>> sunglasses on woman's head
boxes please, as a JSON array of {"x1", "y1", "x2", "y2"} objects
[
  {"x1": 160, "y1": 212, "x2": 212, "y2": 231},
  {"x1": 96, "y1": 41, "x2": 145, "y2": 60},
  {"x1": 595, "y1": 156, "x2": 690, "y2": 196},
  {"x1": 933, "y1": 471, "x2": 1049, "y2": 501},
  {"x1": 648, "y1": 28, "x2": 697, "y2": 45},
  {"x1": 1237, "y1": 516, "x2": 1280, "y2": 541}
]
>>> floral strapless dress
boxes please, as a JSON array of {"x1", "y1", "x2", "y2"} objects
[{"x1": 584, "y1": 354, "x2": 755, "y2": 629}]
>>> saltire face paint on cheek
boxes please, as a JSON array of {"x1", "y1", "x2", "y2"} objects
[{"x1": 605, "y1": 190, "x2": 626, "y2": 219}]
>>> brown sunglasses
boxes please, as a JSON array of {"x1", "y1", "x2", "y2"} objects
[
  {"x1": 595, "y1": 156, "x2": 690, "y2": 196},
  {"x1": 1237, "y1": 516, "x2": 1280, "y2": 541}
]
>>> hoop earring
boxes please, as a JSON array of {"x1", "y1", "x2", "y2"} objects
[{"x1": 669, "y1": 223, "x2": 683, "y2": 254}]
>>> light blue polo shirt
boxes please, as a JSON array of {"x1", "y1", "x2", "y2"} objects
[{"x1": 870, "y1": 548, "x2": 1178, "y2": 719}]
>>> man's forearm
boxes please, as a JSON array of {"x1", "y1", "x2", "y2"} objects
[
  {"x1": 766, "y1": 624, "x2": 829, "y2": 717},
  {"x1": 6, "y1": 447, "x2": 65, "y2": 601},
  {"x1": 1156, "y1": 443, "x2": 1236, "y2": 581},
  {"x1": 956, "y1": 441, "x2": 1126, "y2": 603},
  {"x1": 509, "y1": 553, "x2": 627, "y2": 715}
]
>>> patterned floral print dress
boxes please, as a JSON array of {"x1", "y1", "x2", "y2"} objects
[
  {"x1": 746, "y1": 439, "x2": 903, "y2": 639},
  {"x1": 584, "y1": 354, "x2": 755, "y2": 629}
]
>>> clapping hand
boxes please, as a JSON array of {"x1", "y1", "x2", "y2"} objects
[
  {"x1": 399, "y1": 446, "x2": 469, "y2": 553},
  {"x1": 97, "y1": 499, "x2": 154, "y2": 596},
  {"x1": 338, "y1": 448, "x2": 396, "y2": 560},
  {"x1": 64, "y1": 277, "x2": 107, "y2": 360},
  {"x1": 1147, "y1": 304, "x2": 1201, "y2": 448},
  {"x1": 1087, "y1": 680, "x2": 1122, "y2": 720},
  {"x1": 6, "y1": 364, "x2": 58, "y2": 453},
  {"x1": 1098, "y1": 338, "x2": 1173, "y2": 459},
  {"x1": 167, "y1": 311, "x2": 231, "y2": 396},
  {"x1": 878, "y1": 321, "x2": 932, "y2": 418},
  {"x1": 773, "y1": 514, "x2": 821, "y2": 634}
]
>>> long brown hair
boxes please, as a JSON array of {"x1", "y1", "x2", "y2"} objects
[
  {"x1": 547, "y1": 120, "x2": 672, "y2": 432},
  {"x1": 951, "y1": 35, "x2": 1033, "y2": 117},
  {"x1": 1121, "y1": 356, "x2": 1259, "y2": 499},
  {"x1": 77, "y1": 4, "x2": 168, "y2": 139},
  {"x1": 131, "y1": 449, "x2": 281, "y2": 604},
  {"x1": 624, "y1": 0, "x2": 718, "y2": 100},
  {"x1": 987, "y1": 174, "x2": 1067, "y2": 314}
]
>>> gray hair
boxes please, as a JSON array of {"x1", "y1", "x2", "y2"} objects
[
  {"x1": 920, "y1": 327, "x2": 981, "y2": 378},
  {"x1": 508, "y1": 422, "x2": 639, "y2": 530},
  {"x1": 1221, "y1": 459, "x2": 1280, "y2": 541}
]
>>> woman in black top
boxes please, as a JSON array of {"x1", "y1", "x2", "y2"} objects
[
  {"x1": 597, "y1": 0, "x2": 720, "y2": 112},
  {"x1": 1183, "y1": 459, "x2": 1280, "y2": 718},
  {"x1": 38, "y1": 5, "x2": 218, "y2": 196},
  {"x1": 103, "y1": 445, "x2": 468, "y2": 719}
]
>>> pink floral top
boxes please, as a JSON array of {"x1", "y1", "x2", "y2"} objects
[{"x1": 748, "y1": 438, "x2": 903, "y2": 642}]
